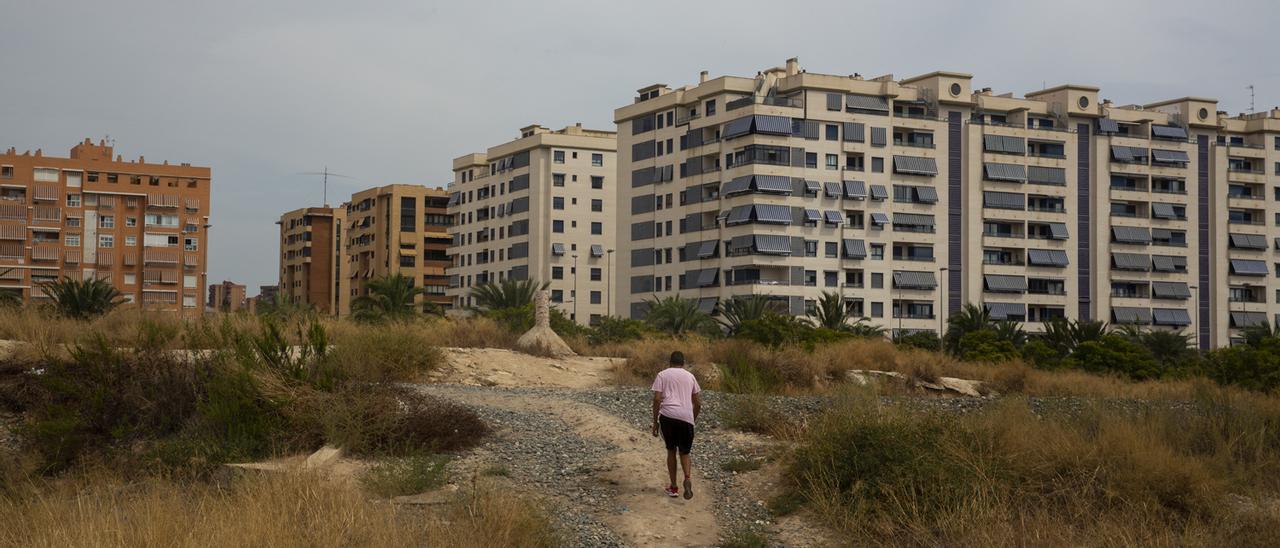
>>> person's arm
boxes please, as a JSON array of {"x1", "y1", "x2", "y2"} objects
[
  {"x1": 651, "y1": 392, "x2": 662, "y2": 436},
  {"x1": 692, "y1": 392, "x2": 702, "y2": 421}
]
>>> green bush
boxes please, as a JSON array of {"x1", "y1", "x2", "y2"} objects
[
  {"x1": 1068, "y1": 335, "x2": 1161, "y2": 380},
  {"x1": 483, "y1": 304, "x2": 584, "y2": 338},
  {"x1": 1204, "y1": 342, "x2": 1280, "y2": 393},
  {"x1": 956, "y1": 329, "x2": 1020, "y2": 363},
  {"x1": 717, "y1": 352, "x2": 785, "y2": 394},
  {"x1": 361, "y1": 453, "x2": 451, "y2": 497},
  {"x1": 721, "y1": 395, "x2": 792, "y2": 436},
  {"x1": 735, "y1": 314, "x2": 813, "y2": 348},
  {"x1": 893, "y1": 330, "x2": 941, "y2": 352},
  {"x1": 1019, "y1": 338, "x2": 1064, "y2": 369},
  {"x1": 586, "y1": 316, "x2": 649, "y2": 346}
]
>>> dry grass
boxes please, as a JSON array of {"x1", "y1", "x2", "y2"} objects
[
  {"x1": 784, "y1": 388, "x2": 1280, "y2": 546},
  {"x1": 0, "y1": 470, "x2": 558, "y2": 548}
]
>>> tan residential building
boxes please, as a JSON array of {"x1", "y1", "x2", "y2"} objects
[
  {"x1": 613, "y1": 58, "x2": 1280, "y2": 348},
  {"x1": 448, "y1": 124, "x2": 617, "y2": 325},
  {"x1": 346, "y1": 184, "x2": 452, "y2": 311},
  {"x1": 278, "y1": 205, "x2": 348, "y2": 315},
  {"x1": 207, "y1": 280, "x2": 247, "y2": 312},
  {"x1": 0, "y1": 139, "x2": 211, "y2": 315}
]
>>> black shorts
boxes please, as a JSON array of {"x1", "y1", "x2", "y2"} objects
[{"x1": 659, "y1": 415, "x2": 695, "y2": 455}]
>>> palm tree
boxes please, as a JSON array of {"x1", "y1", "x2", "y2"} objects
[
  {"x1": 807, "y1": 291, "x2": 852, "y2": 330},
  {"x1": 469, "y1": 279, "x2": 545, "y2": 311},
  {"x1": 352, "y1": 273, "x2": 424, "y2": 322},
  {"x1": 1239, "y1": 322, "x2": 1280, "y2": 348},
  {"x1": 1069, "y1": 319, "x2": 1109, "y2": 347},
  {"x1": 943, "y1": 303, "x2": 990, "y2": 354},
  {"x1": 992, "y1": 320, "x2": 1027, "y2": 347},
  {"x1": 39, "y1": 276, "x2": 124, "y2": 320},
  {"x1": 257, "y1": 292, "x2": 314, "y2": 320},
  {"x1": 0, "y1": 288, "x2": 21, "y2": 308},
  {"x1": 1040, "y1": 317, "x2": 1076, "y2": 354},
  {"x1": 1140, "y1": 329, "x2": 1195, "y2": 366},
  {"x1": 717, "y1": 295, "x2": 773, "y2": 335},
  {"x1": 643, "y1": 295, "x2": 716, "y2": 336},
  {"x1": 847, "y1": 317, "x2": 888, "y2": 338}
]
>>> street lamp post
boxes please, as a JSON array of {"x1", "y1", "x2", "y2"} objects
[
  {"x1": 939, "y1": 266, "x2": 949, "y2": 337},
  {"x1": 606, "y1": 248, "x2": 615, "y2": 318},
  {"x1": 571, "y1": 253, "x2": 579, "y2": 323},
  {"x1": 1189, "y1": 284, "x2": 1198, "y2": 349}
]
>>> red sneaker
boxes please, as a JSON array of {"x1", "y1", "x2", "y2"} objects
[{"x1": 665, "y1": 486, "x2": 679, "y2": 498}]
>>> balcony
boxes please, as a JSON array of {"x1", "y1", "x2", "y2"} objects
[{"x1": 726, "y1": 95, "x2": 802, "y2": 111}]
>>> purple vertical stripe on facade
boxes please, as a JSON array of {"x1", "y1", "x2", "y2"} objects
[
  {"x1": 1197, "y1": 137, "x2": 1210, "y2": 349},
  {"x1": 1076, "y1": 123, "x2": 1091, "y2": 320},
  {"x1": 947, "y1": 112, "x2": 962, "y2": 315}
]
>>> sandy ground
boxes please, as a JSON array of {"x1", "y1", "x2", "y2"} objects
[{"x1": 429, "y1": 347, "x2": 624, "y2": 389}]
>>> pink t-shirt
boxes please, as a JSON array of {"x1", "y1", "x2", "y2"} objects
[{"x1": 652, "y1": 367, "x2": 701, "y2": 425}]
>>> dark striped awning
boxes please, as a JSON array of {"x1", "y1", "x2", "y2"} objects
[
  {"x1": 1230, "y1": 258, "x2": 1269, "y2": 276},
  {"x1": 843, "y1": 239, "x2": 866, "y2": 259},
  {"x1": 1151, "y1": 255, "x2": 1185, "y2": 272},
  {"x1": 754, "y1": 204, "x2": 792, "y2": 224},
  {"x1": 843, "y1": 180, "x2": 867, "y2": 199},
  {"x1": 983, "y1": 191, "x2": 1025, "y2": 210},
  {"x1": 1153, "y1": 308, "x2": 1192, "y2": 326},
  {"x1": 824, "y1": 182, "x2": 842, "y2": 198},
  {"x1": 845, "y1": 94, "x2": 889, "y2": 112},
  {"x1": 1152, "y1": 149, "x2": 1190, "y2": 164},
  {"x1": 1150, "y1": 203, "x2": 1179, "y2": 220},
  {"x1": 1112, "y1": 226, "x2": 1151, "y2": 244},
  {"x1": 1231, "y1": 311, "x2": 1268, "y2": 328},
  {"x1": 986, "y1": 302, "x2": 1026, "y2": 320},
  {"x1": 893, "y1": 271, "x2": 937, "y2": 289},
  {"x1": 1027, "y1": 166, "x2": 1067, "y2": 185},
  {"x1": 754, "y1": 235, "x2": 793, "y2": 255},
  {"x1": 804, "y1": 208, "x2": 822, "y2": 223},
  {"x1": 984, "y1": 274, "x2": 1028, "y2": 293},
  {"x1": 1028, "y1": 249, "x2": 1069, "y2": 267},
  {"x1": 892, "y1": 155, "x2": 938, "y2": 176},
  {"x1": 983, "y1": 134, "x2": 1026, "y2": 154},
  {"x1": 1112, "y1": 307, "x2": 1152, "y2": 325},
  {"x1": 984, "y1": 162, "x2": 1027, "y2": 183},
  {"x1": 824, "y1": 210, "x2": 844, "y2": 225},
  {"x1": 1230, "y1": 233, "x2": 1268, "y2": 250},
  {"x1": 894, "y1": 213, "x2": 935, "y2": 227},
  {"x1": 1151, "y1": 125, "x2": 1188, "y2": 140},
  {"x1": 1112, "y1": 252, "x2": 1151, "y2": 271},
  {"x1": 1151, "y1": 281, "x2": 1191, "y2": 299}
]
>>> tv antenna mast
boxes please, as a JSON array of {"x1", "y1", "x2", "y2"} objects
[
  {"x1": 297, "y1": 167, "x2": 355, "y2": 207},
  {"x1": 1247, "y1": 85, "x2": 1255, "y2": 113}
]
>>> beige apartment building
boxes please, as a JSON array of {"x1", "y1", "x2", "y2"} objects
[
  {"x1": 0, "y1": 139, "x2": 211, "y2": 315},
  {"x1": 278, "y1": 205, "x2": 348, "y2": 315},
  {"x1": 614, "y1": 58, "x2": 1280, "y2": 348},
  {"x1": 346, "y1": 184, "x2": 452, "y2": 311},
  {"x1": 448, "y1": 124, "x2": 617, "y2": 325},
  {"x1": 207, "y1": 280, "x2": 247, "y2": 312}
]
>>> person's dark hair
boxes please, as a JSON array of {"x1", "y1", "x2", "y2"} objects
[{"x1": 669, "y1": 351, "x2": 685, "y2": 366}]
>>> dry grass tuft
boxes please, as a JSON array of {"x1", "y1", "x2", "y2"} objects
[{"x1": 0, "y1": 471, "x2": 558, "y2": 548}]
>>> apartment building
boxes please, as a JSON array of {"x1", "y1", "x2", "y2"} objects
[
  {"x1": 346, "y1": 184, "x2": 452, "y2": 311},
  {"x1": 278, "y1": 205, "x2": 348, "y2": 315},
  {"x1": 614, "y1": 58, "x2": 1280, "y2": 348},
  {"x1": 207, "y1": 280, "x2": 246, "y2": 312},
  {"x1": 448, "y1": 124, "x2": 617, "y2": 325},
  {"x1": 0, "y1": 139, "x2": 211, "y2": 315}
]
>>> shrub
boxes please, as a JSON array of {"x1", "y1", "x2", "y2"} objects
[
  {"x1": 956, "y1": 329, "x2": 1020, "y2": 363},
  {"x1": 1069, "y1": 334, "x2": 1161, "y2": 380},
  {"x1": 721, "y1": 395, "x2": 792, "y2": 436},
  {"x1": 586, "y1": 316, "x2": 649, "y2": 346},
  {"x1": 735, "y1": 314, "x2": 813, "y2": 348},
  {"x1": 1204, "y1": 339, "x2": 1280, "y2": 393},
  {"x1": 361, "y1": 453, "x2": 450, "y2": 497},
  {"x1": 893, "y1": 330, "x2": 941, "y2": 352},
  {"x1": 326, "y1": 323, "x2": 442, "y2": 382},
  {"x1": 318, "y1": 386, "x2": 487, "y2": 456}
]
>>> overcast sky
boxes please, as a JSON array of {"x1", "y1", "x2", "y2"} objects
[{"x1": 2, "y1": 0, "x2": 1276, "y2": 291}]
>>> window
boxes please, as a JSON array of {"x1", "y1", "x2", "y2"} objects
[
  {"x1": 184, "y1": 275, "x2": 197, "y2": 288},
  {"x1": 825, "y1": 124, "x2": 838, "y2": 141},
  {"x1": 0, "y1": 166, "x2": 11, "y2": 178},
  {"x1": 66, "y1": 218, "x2": 80, "y2": 227},
  {"x1": 847, "y1": 154, "x2": 865, "y2": 171},
  {"x1": 872, "y1": 272, "x2": 884, "y2": 288},
  {"x1": 553, "y1": 220, "x2": 564, "y2": 233},
  {"x1": 184, "y1": 237, "x2": 198, "y2": 251},
  {"x1": 123, "y1": 273, "x2": 136, "y2": 285},
  {"x1": 551, "y1": 290, "x2": 564, "y2": 303},
  {"x1": 590, "y1": 268, "x2": 602, "y2": 281},
  {"x1": 400, "y1": 196, "x2": 416, "y2": 232},
  {"x1": 552, "y1": 266, "x2": 563, "y2": 280},
  {"x1": 871, "y1": 302, "x2": 884, "y2": 318},
  {"x1": 553, "y1": 173, "x2": 565, "y2": 187},
  {"x1": 125, "y1": 235, "x2": 136, "y2": 246},
  {"x1": 399, "y1": 255, "x2": 416, "y2": 267},
  {"x1": 98, "y1": 235, "x2": 114, "y2": 248},
  {"x1": 705, "y1": 99, "x2": 716, "y2": 116},
  {"x1": 126, "y1": 216, "x2": 137, "y2": 227},
  {"x1": 825, "y1": 271, "x2": 838, "y2": 287},
  {"x1": 591, "y1": 176, "x2": 604, "y2": 189},
  {"x1": 33, "y1": 168, "x2": 58, "y2": 182},
  {"x1": 591, "y1": 222, "x2": 603, "y2": 235},
  {"x1": 826, "y1": 154, "x2": 838, "y2": 170},
  {"x1": 870, "y1": 244, "x2": 885, "y2": 260},
  {"x1": 145, "y1": 214, "x2": 179, "y2": 227},
  {"x1": 871, "y1": 157, "x2": 884, "y2": 173},
  {"x1": 99, "y1": 216, "x2": 114, "y2": 228},
  {"x1": 65, "y1": 233, "x2": 80, "y2": 246},
  {"x1": 591, "y1": 199, "x2": 603, "y2": 212},
  {"x1": 592, "y1": 153, "x2": 603, "y2": 167},
  {"x1": 144, "y1": 233, "x2": 179, "y2": 247},
  {"x1": 804, "y1": 152, "x2": 818, "y2": 169},
  {"x1": 553, "y1": 197, "x2": 565, "y2": 210},
  {"x1": 805, "y1": 270, "x2": 817, "y2": 287},
  {"x1": 825, "y1": 241, "x2": 838, "y2": 258},
  {"x1": 590, "y1": 291, "x2": 602, "y2": 305},
  {"x1": 553, "y1": 150, "x2": 565, "y2": 164},
  {"x1": 67, "y1": 194, "x2": 81, "y2": 207}
]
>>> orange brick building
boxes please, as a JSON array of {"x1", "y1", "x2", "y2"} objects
[{"x1": 0, "y1": 139, "x2": 211, "y2": 315}]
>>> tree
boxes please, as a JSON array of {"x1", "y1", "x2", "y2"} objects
[
  {"x1": 894, "y1": 330, "x2": 941, "y2": 351},
  {"x1": 1240, "y1": 323, "x2": 1280, "y2": 349},
  {"x1": 807, "y1": 291, "x2": 853, "y2": 331},
  {"x1": 351, "y1": 273, "x2": 424, "y2": 322},
  {"x1": 943, "y1": 304, "x2": 990, "y2": 354},
  {"x1": 737, "y1": 313, "x2": 814, "y2": 347},
  {"x1": 643, "y1": 295, "x2": 716, "y2": 336},
  {"x1": 1138, "y1": 329, "x2": 1197, "y2": 369},
  {"x1": 956, "y1": 329, "x2": 1020, "y2": 363},
  {"x1": 717, "y1": 295, "x2": 774, "y2": 335},
  {"x1": 39, "y1": 277, "x2": 124, "y2": 320},
  {"x1": 470, "y1": 279, "x2": 544, "y2": 311},
  {"x1": 587, "y1": 316, "x2": 650, "y2": 346},
  {"x1": 257, "y1": 292, "x2": 313, "y2": 320},
  {"x1": 847, "y1": 317, "x2": 888, "y2": 339},
  {"x1": 1069, "y1": 319, "x2": 1109, "y2": 347},
  {"x1": 992, "y1": 321, "x2": 1027, "y2": 347},
  {"x1": 0, "y1": 288, "x2": 21, "y2": 308},
  {"x1": 1068, "y1": 334, "x2": 1160, "y2": 380}
]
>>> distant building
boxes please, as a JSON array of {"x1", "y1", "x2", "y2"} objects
[
  {"x1": 346, "y1": 185, "x2": 452, "y2": 311},
  {"x1": 448, "y1": 124, "x2": 617, "y2": 325},
  {"x1": 207, "y1": 280, "x2": 246, "y2": 312},
  {"x1": 257, "y1": 284, "x2": 279, "y2": 304},
  {"x1": 0, "y1": 139, "x2": 211, "y2": 315},
  {"x1": 278, "y1": 206, "x2": 348, "y2": 315}
]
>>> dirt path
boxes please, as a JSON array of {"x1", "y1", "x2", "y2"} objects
[
  {"x1": 422, "y1": 386, "x2": 721, "y2": 547},
  {"x1": 429, "y1": 347, "x2": 622, "y2": 388}
]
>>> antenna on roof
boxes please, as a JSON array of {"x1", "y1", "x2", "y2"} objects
[
  {"x1": 297, "y1": 166, "x2": 355, "y2": 207},
  {"x1": 1247, "y1": 85, "x2": 1255, "y2": 113}
]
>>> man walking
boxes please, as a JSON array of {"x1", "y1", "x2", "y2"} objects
[{"x1": 651, "y1": 351, "x2": 701, "y2": 499}]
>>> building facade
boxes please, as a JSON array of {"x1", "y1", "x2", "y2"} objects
[
  {"x1": 0, "y1": 139, "x2": 211, "y2": 315},
  {"x1": 613, "y1": 58, "x2": 1280, "y2": 348},
  {"x1": 346, "y1": 185, "x2": 452, "y2": 311},
  {"x1": 278, "y1": 205, "x2": 348, "y2": 315},
  {"x1": 447, "y1": 124, "x2": 618, "y2": 325},
  {"x1": 207, "y1": 280, "x2": 246, "y2": 312}
]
